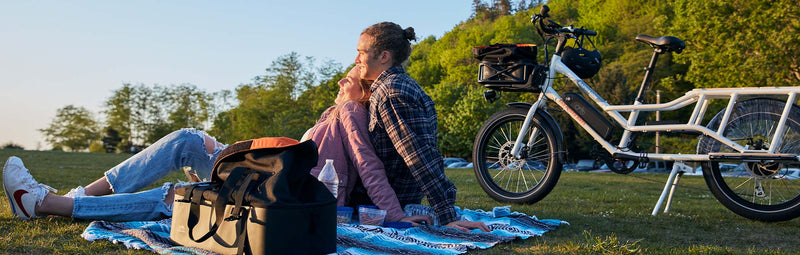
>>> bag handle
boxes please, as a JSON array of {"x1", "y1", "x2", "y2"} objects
[
  {"x1": 185, "y1": 184, "x2": 213, "y2": 240},
  {"x1": 186, "y1": 167, "x2": 249, "y2": 242}
]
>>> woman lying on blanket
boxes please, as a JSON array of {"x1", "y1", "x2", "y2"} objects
[{"x1": 3, "y1": 67, "x2": 430, "y2": 225}]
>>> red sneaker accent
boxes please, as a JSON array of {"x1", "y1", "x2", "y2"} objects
[{"x1": 13, "y1": 189, "x2": 31, "y2": 218}]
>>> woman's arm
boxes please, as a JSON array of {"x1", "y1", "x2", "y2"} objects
[{"x1": 338, "y1": 101, "x2": 405, "y2": 221}]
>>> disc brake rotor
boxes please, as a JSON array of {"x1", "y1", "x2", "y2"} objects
[
  {"x1": 497, "y1": 141, "x2": 526, "y2": 171},
  {"x1": 745, "y1": 162, "x2": 783, "y2": 179}
]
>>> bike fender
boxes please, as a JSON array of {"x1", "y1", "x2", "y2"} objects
[{"x1": 506, "y1": 102, "x2": 565, "y2": 162}]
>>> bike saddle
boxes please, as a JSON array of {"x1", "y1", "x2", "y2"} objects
[{"x1": 635, "y1": 35, "x2": 686, "y2": 54}]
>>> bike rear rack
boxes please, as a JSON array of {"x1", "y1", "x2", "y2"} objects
[{"x1": 708, "y1": 153, "x2": 798, "y2": 162}]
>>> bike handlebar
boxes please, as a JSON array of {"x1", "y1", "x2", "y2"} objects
[
  {"x1": 532, "y1": 5, "x2": 597, "y2": 37},
  {"x1": 559, "y1": 27, "x2": 597, "y2": 36}
]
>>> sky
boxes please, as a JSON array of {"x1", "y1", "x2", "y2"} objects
[{"x1": 0, "y1": 1, "x2": 474, "y2": 150}]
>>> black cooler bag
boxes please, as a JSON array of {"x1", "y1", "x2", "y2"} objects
[{"x1": 170, "y1": 137, "x2": 337, "y2": 255}]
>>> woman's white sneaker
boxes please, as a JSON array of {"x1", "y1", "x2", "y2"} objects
[{"x1": 3, "y1": 156, "x2": 57, "y2": 220}]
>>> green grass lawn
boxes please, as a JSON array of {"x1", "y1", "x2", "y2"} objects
[{"x1": 2, "y1": 149, "x2": 799, "y2": 254}]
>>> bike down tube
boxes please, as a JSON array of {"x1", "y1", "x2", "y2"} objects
[{"x1": 548, "y1": 56, "x2": 624, "y2": 154}]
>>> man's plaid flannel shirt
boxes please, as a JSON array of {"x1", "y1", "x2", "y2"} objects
[{"x1": 367, "y1": 66, "x2": 458, "y2": 225}]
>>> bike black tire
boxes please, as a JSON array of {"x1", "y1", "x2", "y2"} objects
[
  {"x1": 472, "y1": 107, "x2": 562, "y2": 204},
  {"x1": 698, "y1": 98, "x2": 800, "y2": 222}
]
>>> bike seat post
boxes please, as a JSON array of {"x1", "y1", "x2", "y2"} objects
[{"x1": 635, "y1": 49, "x2": 662, "y2": 103}]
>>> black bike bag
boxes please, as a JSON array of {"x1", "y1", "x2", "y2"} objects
[{"x1": 473, "y1": 44, "x2": 546, "y2": 93}]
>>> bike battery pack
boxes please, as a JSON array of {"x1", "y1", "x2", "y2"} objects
[{"x1": 563, "y1": 92, "x2": 614, "y2": 140}]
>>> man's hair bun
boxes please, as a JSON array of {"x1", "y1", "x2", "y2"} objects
[{"x1": 403, "y1": 27, "x2": 416, "y2": 41}]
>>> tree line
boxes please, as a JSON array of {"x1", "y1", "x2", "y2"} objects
[
  {"x1": 37, "y1": 0, "x2": 798, "y2": 163},
  {"x1": 40, "y1": 52, "x2": 340, "y2": 153}
]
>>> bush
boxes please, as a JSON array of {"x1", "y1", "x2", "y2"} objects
[
  {"x1": 88, "y1": 141, "x2": 106, "y2": 153},
  {"x1": 2, "y1": 142, "x2": 24, "y2": 150}
]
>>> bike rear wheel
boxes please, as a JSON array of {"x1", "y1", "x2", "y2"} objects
[
  {"x1": 698, "y1": 98, "x2": 800, "y2": 222},
  {"x1": 472, "y1": 107, "x2": 562, "y2": 204}
]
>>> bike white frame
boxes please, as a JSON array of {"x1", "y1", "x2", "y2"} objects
[{"x1": 510, "y1": 54, "x2": 800, "y2": 163}]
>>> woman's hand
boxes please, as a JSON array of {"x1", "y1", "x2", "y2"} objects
[
  {"x1": 445, "y1": 220, "x2": 490, "y2": 232},
  {"x1": 399, "y1": 215, "x2": 434, "y2": 227}
]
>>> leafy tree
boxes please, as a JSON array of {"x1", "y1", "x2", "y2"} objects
[
  {"x1": 166, "y1": 84, "x2": 211, "y2": 130},
  {"x1": 670, "y1": 0, "x2": 799, "y2": 88},
  {"x1": 39, "y1": 105, "x2": 100, "y2": 152},
  {"x1": 208, "y1": 89, "x2": 236, "y2": 130},
  {"x1": 473, "y1": 0, "x2": 488, "y2": 14},
  {"x1": 104, "y1": 84, "x2": 134, "y2": 152},
  {"x1": 136, "y1": 85, "x2": 171, "y2": 145},
  {"x1": 516, "y1": 0, "x2": 540, "y2": 11},
  {"x1": 101, "y1": 127, "x2": 122, "y2": 153},
  {"x1": 493, "y1": 0, "x2": 513, "y2": 15},
  {"x1": 104, "y1": 83, "x2": 165, "y2": 147},
  {"x1": 295, "y1": 64, "x2": 347, "y2": 131},
  {"x1": 208, "y1": 111, "x2": 235, "y2": 144},
  {"x1": 105, "y1": 83, "x2": 217, "y2": 147},
  {"x1": 212, "y1": 52, "x2": 341, "y2": 143}
]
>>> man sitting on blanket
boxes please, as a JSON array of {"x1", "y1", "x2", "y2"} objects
[{"x1": 353, "y1": 22, "x2": 489, "y2": 232}]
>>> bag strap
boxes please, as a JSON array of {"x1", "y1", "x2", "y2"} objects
[
  {"x1": 230, "y1": 172, "x2": 257, "y2": 217},
  {"x1": 187, "y1": 167, "x2": 248, "y2": 242},
  {"x1": 235, "y1": 207, "x2": 250, "y2": 255},
  {"x1": 186, "y1": 184, "x2": 213, "y2": 240}
]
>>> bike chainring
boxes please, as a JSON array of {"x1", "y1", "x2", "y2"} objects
[
  {"x1": 605, "y1": 157, "x2": 640, "y2": 174},
  {"x1": 592, "y1": 141, "x2": 641, "y2": 174}
]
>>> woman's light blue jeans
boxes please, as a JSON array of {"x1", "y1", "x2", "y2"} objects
[{"x1": 71, "y1": 128, "x2": 225, "y2": 221}]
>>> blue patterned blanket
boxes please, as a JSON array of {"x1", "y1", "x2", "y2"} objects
[{"x1": 81, "y1": 206, "x2": 566, "y2": 255}]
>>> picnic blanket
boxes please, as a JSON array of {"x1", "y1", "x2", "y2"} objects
[{"x1": 82, "y1": 206, "x2": 566, "y2": 255}]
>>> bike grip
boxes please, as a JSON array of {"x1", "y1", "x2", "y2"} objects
[{"x1": 540, "y1": 5, "x2": 550, "y2": 17}]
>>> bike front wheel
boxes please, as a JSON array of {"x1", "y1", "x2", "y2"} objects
[
  {"x1": 472, "y1": 107, "x2": 562, "y2": 204},
  {"x1": 698, "y1": 98, "x2": 800, "y2": 222}
]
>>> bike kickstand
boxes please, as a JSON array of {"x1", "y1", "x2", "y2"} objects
[{"x1": 652, "y1": 161, "x2": 693, "y2": 216}]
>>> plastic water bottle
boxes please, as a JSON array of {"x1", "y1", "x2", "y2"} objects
[{"x1": 318, "y1": 159, "x2": 339, "y2": 198}]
